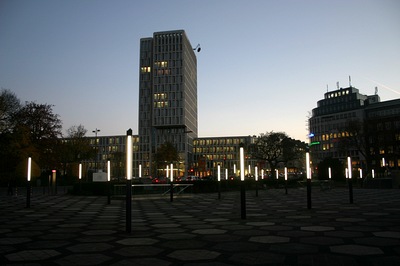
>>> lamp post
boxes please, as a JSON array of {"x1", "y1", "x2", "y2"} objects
[
  {"x1": 26, "y1": 157, "x2": 32, "y2": 208},
  {"x1": 126, "y1": 129, "x2": 132, "y2": 233},
  {"x1": 240, "y1": 144, "x2": 246, "y2": 219},
  {"x1": 348, "y1": 157, "x2": 353, "y2": 204},
  {"x1": 284, "y1": 167, "x2": 288, "y2": 195},
  {"x1": 255, "y1": 166, "x2": 258, "y2": 197},
  {"x1": 217, "y1": 163, "x2": 221, "y2": 199},
  {"x1": 306, "y1": 152, "x2": 312, "y2": 209},
  {"x1": 79, "y1": 163, "x2": 82, "y2": 194},
  {"x1": 92, "y1": 128, "x2": 100, "y2": 172},
  {"x1": 170, "y1": 163, "x2": 174, "y2": 202},
  {"x1": 107, "y1": 160, "x2": 111, "y2": 204}
]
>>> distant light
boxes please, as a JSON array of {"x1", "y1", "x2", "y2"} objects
[
  {"x1": 308, "y1": 133, "x2": 315, "y2": 138},
  {"x1": 306, "y1": 152, "x2": 311, "y2": 179},
  {"x1": 309, "y1": 141, "x2": 320, "y2": 146}
]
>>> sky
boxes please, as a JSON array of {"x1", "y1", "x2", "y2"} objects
[{"x1": 1, "y1": 0, "x2": 399, "y2": 142}]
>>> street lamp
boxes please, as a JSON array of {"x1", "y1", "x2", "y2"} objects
[{"x1": 92, "y1": 128, "x2": 100, "y2": 172}]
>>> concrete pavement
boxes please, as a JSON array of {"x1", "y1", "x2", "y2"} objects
[{"x1": 1, "y1": 186, "x2": 400, "y2": 265}]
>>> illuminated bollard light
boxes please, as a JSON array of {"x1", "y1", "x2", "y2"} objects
[
  {"x1": 26, "y1": 157, "x2": 32, "y2": 208},
  {"x1": 126, "y1": 129, "x2": 133, "y2": 233},
  {"x1": 240, "y1": 144, "x2": 246, "y2": 219},
  {"x1": 348, "y1": 157, "x2": 353, "y2": 204},
  {"x1": 306, "y1": 152, "x2": 311, "y2": 209}
]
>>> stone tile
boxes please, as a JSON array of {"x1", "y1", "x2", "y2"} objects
[
  {"x1": 56, "y1": 254, "x2": 112, "y2": 265},
  {"x1": 110, "y1": 257, "x2": 172, "y2": 266},
  {"x1": 114, "y1": 246, "x2": 164, "y2": 257},
  {"x1": 116, "y1": 237, "x2": 159, "y2": 245},
  {"x1": 269, "y1": 243, "x2": 319, "y2": 254},
  {"x1": 330, "y1": 244, "x2": 383, "y2": 256},
  {"x1": 301, "y1": 225, "x2": 335, "y2": 232},
  {"x1": 192, "y1": 229, "x2": 227, "y2": 235},
  {"x1": 67, "y1": 243, "x2": 114, "y2": 252},
  {"x1": 168, "y1": 249, "x2": 220, "y2": 261},
  {"x1": 249, "y1": 235, "x2": 290, "y2": 244},
  {"x1": 5, "y1": 249, "x2": 60, "y2": 261},
  {"x1": 229, "y1": 251, "x2": 285, "y2": 265},
  {"x1": 374, "y1": 231, "x2": 400, "y2": 239}
]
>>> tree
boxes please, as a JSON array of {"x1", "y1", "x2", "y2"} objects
[
  {"x1": 337, "y1": 118, "x2": 369, "y2": 171},
  {"x1": 281, "y1": 137, "x2": 307, "y2": 165},
  {"x1": 12, "y1": 102, "x2": 62, "y2": 170},
  {"x1": 60, "y1": 125, "x2": 96, "y2": 177},
  {"x1": 252, "y1": 131, "x2": 288, "y2": 174},
  {"x1": 153, "y1": 142, "x2": 179, "y2": 177},
  {"x1": 0, "y1": 89, "x2": 21, "y2": 134}
]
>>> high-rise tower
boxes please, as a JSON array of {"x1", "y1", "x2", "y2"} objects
[{"x1": 138, "y1": 30, "x2": 198, "y2": 177}]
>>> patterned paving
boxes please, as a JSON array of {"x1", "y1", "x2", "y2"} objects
[{"x1": 1, "y1": 187, "x2": 400, "y2": 265}]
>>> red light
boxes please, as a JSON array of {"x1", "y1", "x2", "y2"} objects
[{"x1": 52, "y1": 170, "x2": 56, "y2": 173}]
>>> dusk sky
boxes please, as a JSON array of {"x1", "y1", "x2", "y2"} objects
[{"x1": 1, "y1": 0, "x2": 399, "y2": 142}]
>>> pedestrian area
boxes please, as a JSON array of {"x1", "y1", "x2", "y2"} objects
[{"x1": 1, "y1": 187, "x2": 400, "y2": 265}]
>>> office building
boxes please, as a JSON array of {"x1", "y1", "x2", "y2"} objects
[
  {"x1": 138, "y1": 30, "x2": 198, "y2": 177},
  {"x1": 309, "y1": 85, "x2": 400, "y2": 178}
]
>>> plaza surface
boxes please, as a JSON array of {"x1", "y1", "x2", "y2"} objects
[{"x1": 1, "y1": 186, "x2": 400, "y2": 265}]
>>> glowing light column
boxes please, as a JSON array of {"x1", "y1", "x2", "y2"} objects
[
  {"x1": 255, "y1": 166, "x2": 259, "y2": 197},
  {"x1": 240, "y1": 144, "x2": 246, "y2": 219},
  {"x1": 347, "y1": 157, "x2": 353, "y2": 204},
  {"x1": 26, "y1": 157, "x2": 32, "y2": 208},
  {"x1": 306, "y1": 152, "x2": 312, "y2": 209},
  {"x1": 170, "y1": 163, "x2": 174, "y2": 202},
  {"x1": 126, "y1": 129, "x2": 133, "y2": 233},
  {"x1": 217, "y1": 164, "x2": 221, "y2": 200},
  {"x1": 107, "y1": 160, "x2": 111, "y2": 204}
]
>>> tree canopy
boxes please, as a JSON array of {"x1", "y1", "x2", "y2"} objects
[{"x1": 252, "y1": 131, "x2": 306, "y2": 174}]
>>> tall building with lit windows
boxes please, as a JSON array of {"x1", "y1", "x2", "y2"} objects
[
  {"x1": 308, "y1": 86, "x2": 380, "y2": 170},
  {"x1": 138, "y1": 30, "x2": 198, "y2": 177}
]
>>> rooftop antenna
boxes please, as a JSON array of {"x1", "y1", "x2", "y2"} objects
[
  {"x1": 336, "y1": 82, "x2": 339, "y2": 89},
  {"x1": 349, "y1": 75, "x2": 352, "y2": 87},
  {"x1": 326, "y1": 84, "x2": 329, "y2": 92},
  {"x1": 193, "y1": 44, "x2": 201, "y2": 52},
  {"x1": 375, "y1": 86, "x2": 378, "y2": 95}
]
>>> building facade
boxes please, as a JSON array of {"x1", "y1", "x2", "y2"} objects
[
  {"x1": 309, "y1": 86, "x2": 399, "y2": 178},
  {"x1": 138, "y1": 30, "x2": 198, "y2": 177},
  {"x1": 365, "y1": 99, "x2": 400, "y2": 177}
]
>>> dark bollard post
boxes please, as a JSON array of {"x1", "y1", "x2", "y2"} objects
[
  {"x1": 307, "y1": 178, "x2": 311, "y2": 209},
  {"x1": 218, "y1": 182, "x2": 221, "y2": 200},
  {"x1": 126, "y1": 179, "x2": 132, "y2": 233},
  {"x1": 26, "y1": 180, "x2": 31, "y2": 208},
  {"x1": 107, "y1": 182, "x2": 111, "y2": 205},
  {"x1": 170, "y1": 182, "x2": 174, "y2": 202},
  {"x1": 241, "y1": 181, "x2": 246, "y2": 219},
  {"x1": 255, "y1": 179, "x2": 259, "y2": 197},
  {"x1": 349, "y1": 178, "x2": 353, "y2": 204},
  {"x1": 285, "y1": 180, "x2": 288, "y2": 195}
]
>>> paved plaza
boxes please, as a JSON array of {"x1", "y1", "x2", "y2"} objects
[{"x1": 1, "y1": 186, "x2": 400, "y2": 265}]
